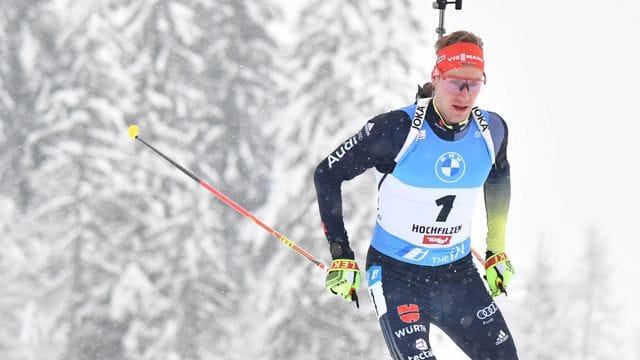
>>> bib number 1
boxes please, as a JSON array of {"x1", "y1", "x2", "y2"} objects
[{"x1": 435, "y1": 195, "x2": 456, "y2": 222}]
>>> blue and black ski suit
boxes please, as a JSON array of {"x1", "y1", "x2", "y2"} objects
[{"x1": 314, "y1": 97, "x2": 519, "y2": 360}]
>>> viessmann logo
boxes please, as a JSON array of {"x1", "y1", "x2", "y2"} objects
[{"x1": 447, "y1": 53, "x2": 484, "y2": 63}]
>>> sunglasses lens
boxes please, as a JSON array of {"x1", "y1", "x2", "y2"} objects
[
  {"x1": 443, "y1": 79, "x2": 462, "y2": 92},
  {"x1": 442, "y1": 78, "x2": 483, "y2": 94}
]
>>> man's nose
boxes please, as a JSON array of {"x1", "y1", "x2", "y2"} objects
[{"x1": 457, "y1": 85, "x2": 471, "y2": 98}]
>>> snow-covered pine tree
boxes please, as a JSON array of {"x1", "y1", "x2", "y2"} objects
[
  {"x1": 515, "y1": 235, "x2": 563, "y2": 359},
  {"x1": 0, "y1": 1, "x2": 81, "y2": 358},
  {"x1": 577, "y1": 226, "x2": 620, "y2": 359},
  {"x1": 1, "y1": 0, "x2": 282, "y2": 359}
]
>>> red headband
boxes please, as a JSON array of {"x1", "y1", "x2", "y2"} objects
[{"x1": 434, "y1": 42, "x2": 484, "y2": 74}]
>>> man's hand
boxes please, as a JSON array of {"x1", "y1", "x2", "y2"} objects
[
  {"x1": 484, "y1": 252, "x2": 515, "y2": 297},
  {"x1": 325, "y1": 259, "x2": 361, "y2": 304}
]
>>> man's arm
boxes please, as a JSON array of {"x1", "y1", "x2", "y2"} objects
[
  {"x1": 484, "y1": 112, "x2": 511, "y2": 254},
  {"x1": 314, "y1": 110, "x2": 410, "y2": 259}
]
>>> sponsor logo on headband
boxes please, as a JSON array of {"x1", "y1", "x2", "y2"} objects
[{"x1": 448, "y1": 53, "x2": 484, "y2": 64}]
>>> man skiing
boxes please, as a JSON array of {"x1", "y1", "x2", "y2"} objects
[{"x1": 314, "y1": 30, "x2": 519, "y2": 359}]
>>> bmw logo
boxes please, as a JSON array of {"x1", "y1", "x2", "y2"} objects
[{"x1": 435, "y1": 152, "x2": 465, "y2": 183}]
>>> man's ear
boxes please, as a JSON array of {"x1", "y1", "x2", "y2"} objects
[{"x1": 430, "y1": 67, "x2": 440, "y2": 83}]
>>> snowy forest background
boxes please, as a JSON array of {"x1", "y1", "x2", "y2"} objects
[{"x1": 1, "y1": 0, "x2": 639, "y2": 359}]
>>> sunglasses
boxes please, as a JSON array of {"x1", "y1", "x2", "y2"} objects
[{"x1": 439, "y1": 74, "x2": 486, "y2": 95}]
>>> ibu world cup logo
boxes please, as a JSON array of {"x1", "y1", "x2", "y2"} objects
[{"x1": 435, "y1": 152, "x2": 465, "y2": 183}]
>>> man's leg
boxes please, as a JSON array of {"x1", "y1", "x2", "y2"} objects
[
  {"x1": 435, "y1": 263, "x2": 518, "y2": 360},
  {"x1": 367, "y1": 263, "x2": 437, "y2": 360}
]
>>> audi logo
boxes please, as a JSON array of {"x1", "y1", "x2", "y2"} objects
[{"x1": 476, "y1": 303, "x2": 498, "y2": 320}]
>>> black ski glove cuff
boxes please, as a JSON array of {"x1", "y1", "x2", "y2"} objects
[{"x1": 329, "y1": 242, "x2": 355, "y2": 260}]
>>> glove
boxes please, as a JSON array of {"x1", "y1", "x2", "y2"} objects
[
  {"x1": 325, "y1": 259, "x2": 361, "y2": 304},
  {"x1": 484, "y1": 251, "x2": 515, "y2": 297}
]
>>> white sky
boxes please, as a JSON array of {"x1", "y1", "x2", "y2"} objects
[
  {"x1": 429, "y1": 0, "x2": 640, "y2": 345},
  {"x1": 428, "y1": 0, "x2": 639, "y2": 237}
]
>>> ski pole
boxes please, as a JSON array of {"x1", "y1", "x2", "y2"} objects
[
  {"x1": 471, "y1": 247, "x2": 484, "y2": 266},
  {"x1": 127, "y1": 125, "x2": 329, "y2": 272},
  {"x1": 128, "y1": 125, "x2": 361, "y2": 306}
]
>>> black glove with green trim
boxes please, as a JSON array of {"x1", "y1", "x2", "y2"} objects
[
  {"x1": 484, "y1": 251, "x2": 515, "y2": 297},
  {"x1": 325, "y1": 242, "x2": 360, "y2": 307}
]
